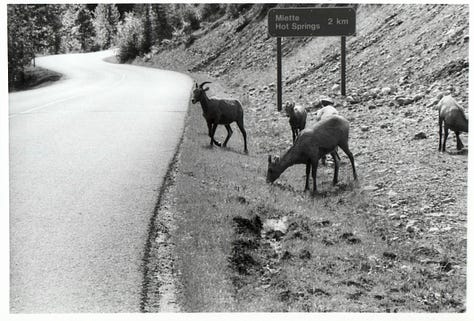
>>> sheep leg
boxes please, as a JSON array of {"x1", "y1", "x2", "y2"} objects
[
  {"x1": 339, "y1": 142, "x2": 358, "y2": 181},
  {"x1": 292, "y1": 129, "x2": 297, "y2": 144},
  {"x1": 210, "y1": 123, "x2": 221, "y2": 147},
  {"x1": 304, "y1": 161, "x2": 311, "y2": 191},
  {"x1": 207, "y1": 122, "x2": 219, "y2": 147},
  {"x1": 236, "y1": 119, "x2": 248, "y2": 153},
  {"x1": 223, "y1": 124, "x2": 233, "y2": 147},
  {"x1": 438, "y1": 119, "x2": 443, "y2": 152},
  {"x1": 311, "y1": 159, "x2": 319, "y2": 196},
  {"x1": 455, "y1": 131, "x2": 464, "y2": 150},
  {"x1": 331, "y1": 151, "x2": 339, "y2": 186},
  {"x1": 443, "y1": 124, "x2": 449, "y2": 152}
]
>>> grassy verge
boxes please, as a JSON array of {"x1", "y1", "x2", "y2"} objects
[
  {"x1": 9, "y1": 65, "x2": 62, "y2": 92},
  {"x1": 142, "y1": 71, "x2": 466, "y2": 312}
]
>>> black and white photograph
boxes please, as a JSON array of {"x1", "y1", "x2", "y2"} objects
[{"x1": 1, "y1": 0, "x2": 472, "y2": 317}]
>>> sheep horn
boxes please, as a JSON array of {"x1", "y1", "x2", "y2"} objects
[{"x1": 199, "y1": 81, "x2": 212, "y2": 89}]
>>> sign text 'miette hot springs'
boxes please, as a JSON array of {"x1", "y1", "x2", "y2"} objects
[{"x1": 268, "y1": 7, "x2": 356, "y2": 37}]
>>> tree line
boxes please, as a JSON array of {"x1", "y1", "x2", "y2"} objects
[{"x1": 8, "y1": 3, "x2": 250, "y2": 86}]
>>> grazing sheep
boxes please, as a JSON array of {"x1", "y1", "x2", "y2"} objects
[
  {"x1": 191, "y1": 81, "x2": 248, "y2": 153},
  {"x1": 284, "y1": 102, "x2": 307, "y2": 143},
  {"x1": 438, "y1": 95, "x2": 469, "y2": 152},
  {"x1": 315, "y1": 105, "x2": 341, "y2": 165},
  {"x1": 267, "y1": 114, "x2": 357, "y2": 195}
]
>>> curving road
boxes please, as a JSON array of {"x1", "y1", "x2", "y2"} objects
[{"x1": 9, "y1": 50, "x2": 192, "y2": 313}]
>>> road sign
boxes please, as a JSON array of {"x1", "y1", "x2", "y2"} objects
[
  {"x1": 268, "y1": 7, "x2": 356, "y2": 37},
  {"x1": 268, "y1": 7, "x2": 356, "y2": 110}
]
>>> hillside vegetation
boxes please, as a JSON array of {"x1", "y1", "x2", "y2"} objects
[{"x1": 136, "y1": 4, "x2": 468, "y2": 312}]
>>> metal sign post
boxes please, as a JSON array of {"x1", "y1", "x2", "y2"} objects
[
  {"x1": 277, "y1": 37, "x2": 282, "y2": 111},
  {"x1": 268, "y1": 7, "x2": 356, "y2": 110},
  {"x1": 341, "y1": 36, "x2": 346, "y2": 96}
]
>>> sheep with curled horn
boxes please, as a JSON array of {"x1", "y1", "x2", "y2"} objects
[{"x1": 191, "y1": 81, "x2": 248, "y2": 153}]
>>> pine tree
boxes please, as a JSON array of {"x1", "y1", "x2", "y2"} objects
[
  {"x1": 60, "y1": 4, "x2": 94, "y2": 52},
  {"x1": 93, "y1": 4, "x2": 120, "y2": 50},
  {"x1": 142, "y1": 4, "x2": 153, "y2": 53},
  {"x1": 151, "y1": 4, "x2": 172, "y2": 42},
  {"x1": 7, "y1": 4, "x2": 36, "y2": 84}
]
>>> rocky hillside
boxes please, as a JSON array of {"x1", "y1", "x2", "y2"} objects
[{"x1": 137, "y1": 4, "x2": 468, "y2": 109}]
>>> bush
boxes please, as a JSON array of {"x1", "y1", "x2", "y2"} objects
[
  {"x1": 197, "y1": 4, "x2": 224, "y2": 21},
  {"x1": 181, "y1": 5, "x2": 200, "y2": 32},
  {"x1": 115, "y1": 12, "x2": 144, "y2": 62}
]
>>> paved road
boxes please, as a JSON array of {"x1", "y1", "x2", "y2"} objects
[{"x1": 9, "y1": 50, "x2": 192, "y2": 313}]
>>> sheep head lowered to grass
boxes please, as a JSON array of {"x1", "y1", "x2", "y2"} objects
[
  {"x1": 191, "y1": 81, "x2": 248, "y2": 154},
  {"x1": 267, "y1": 114, "x2": 357, "y2": 196}
]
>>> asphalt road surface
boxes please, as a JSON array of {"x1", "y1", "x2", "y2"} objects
[{"x1": 9, "y1": 50, "x2": 192, "y2": 313}]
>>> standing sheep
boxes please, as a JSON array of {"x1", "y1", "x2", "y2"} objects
[
  {"x1": 191, "y1": 82, "x2": 248, "y2": 153},
  {"x1": 284, "y1": 102, "x2": 307, "y2": 143},
  {"x1": 267, "y1": 114, "x2": 357, "y2": 195},
  {"x1": 438, "y1": 95, "x2": 469, "y2": 152}
]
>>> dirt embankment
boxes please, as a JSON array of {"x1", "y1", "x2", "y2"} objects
[{"x1": 139, "y1": 4, "x2": 468, "y2": 312}]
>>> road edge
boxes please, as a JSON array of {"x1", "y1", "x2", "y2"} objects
[{"x1": 139, "y1": 88, "x2": 192, "y2": 313}]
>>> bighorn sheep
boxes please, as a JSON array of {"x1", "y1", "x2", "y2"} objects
[
  {"x1": 191, "y1": 81, "x2": 248, "y2": 153},
  {"x1": 438, "y1": 95, "x2": 469, "y2": 152},
  {"x1": 315, "y1": 105, "x2": 341, "y2": 165},
  {"x1": 267, "y1": 114, "x2": 357, "y2": 195},
  {"x1": 285, "y1": 102, "x2": 307, "y2": 143}
]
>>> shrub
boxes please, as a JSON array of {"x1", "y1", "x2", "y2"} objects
[{"x1": 115, "y1": 12, "x2": 144, "y2": 62}]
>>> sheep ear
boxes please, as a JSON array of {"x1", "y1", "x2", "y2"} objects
[
  {"x1": 204, "y1": 87, "x2": 210, "y2": 91},
  {"x1": 268, "y1": 155, "x2": 272, "y2": 164}
]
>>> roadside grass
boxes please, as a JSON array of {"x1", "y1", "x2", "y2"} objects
[
  {"x1": 9, "y1": 65, "x2": 62, "y2": 92},
  {"x1": 161, "y1": 77, "x2": 466, "y2": 312}
]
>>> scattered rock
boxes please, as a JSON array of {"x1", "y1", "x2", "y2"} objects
[
  {"x1": 395, "y1": 96, "x2": 414, "y2": 106},
  {"x1": 361, "y1": 125, "x2": 370, "y2": 132},
  {"x1": 413, "y1": 93, "x2": 425, "y2": 101},
  {"x1": 383, "y1": 251, "x2": 398, "y2": 260},
  {"x1": 362, "y1": 185, "x2": 379, "y2": 192},
  {"x1": 387, "y1": 190, "x2": 398, "y2": 198},
  {"x1": 414, "y1": 132, "x2": 427, "y2": 139},
  {"x1": 263, "y1": 216, "x2": 289, "y2": 235},
  {"x1": 299, "y1": 249, "x2": 312, "y2": 260},
  {"x1": 346, "y1": 95, "x2": 360, "y2": 104},
  {"x1": 320, "y1": 96, "x2": 335, "y2": 106},
  {"x1": 381, "y1": 87, "x2": 392, "y2": 95}
]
